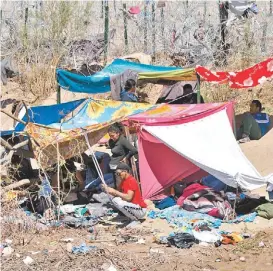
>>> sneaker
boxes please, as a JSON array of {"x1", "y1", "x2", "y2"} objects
[{"x1": 238, "y1": 136, "x2": 250, "y2": 143}]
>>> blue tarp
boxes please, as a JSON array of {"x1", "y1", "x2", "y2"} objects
[
  {"x1": 56, "y1": 59, "x2": 182, "y2": 94},
  {"x1": 0, "y1": 99, "x2": 85, "y2": 136}
]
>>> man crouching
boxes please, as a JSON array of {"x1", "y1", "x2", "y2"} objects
[{"x1": 102, "y1": 163, "x2": 147, "y2": 221}]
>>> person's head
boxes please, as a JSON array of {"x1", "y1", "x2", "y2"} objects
[
  {"x1": 108, "y1": 123, "x2": 124, "y2": 141},
  {"x1": 183, "y1": 84, "x2": 193, "y2": 95},
  {"x1": 250, "y1": 100, "x2": 262, "y2": 114},
  {"x1": 124, "y1": 79, "x2": 136, "y2": 93},
  {"x1": 115, "y1": 163, "x2": 131, "y2": 180}
]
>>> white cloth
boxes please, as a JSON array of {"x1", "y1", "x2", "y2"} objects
[
  {"x1": 144, "y1": 109, "x2": 273, "y2": 191},
  {"x1": 112, "y1": 197, "x2": 146, "y2": 221}
]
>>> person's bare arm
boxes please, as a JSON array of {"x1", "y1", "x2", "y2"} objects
[{"x1": 102, "y1": 184, "x2": 134, "y2": 202}]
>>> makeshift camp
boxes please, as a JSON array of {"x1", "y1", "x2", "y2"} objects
[
  {"x1": 23, "y1": 99, "x2": 153, "y2": 167},
  {"x1": 56, "y1": 59, "x2": 197, "y2": 94},
  {"x1": 128, "y1": 102, "x2": 273, "y2": 200}
]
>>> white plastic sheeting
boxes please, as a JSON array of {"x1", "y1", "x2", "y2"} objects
[{"x1": 144, "y1": 110, "x2": 273, "y2": 190}]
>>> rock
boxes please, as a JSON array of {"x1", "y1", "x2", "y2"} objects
[
  {"x1": 258, "y1": 241, "x2": 265, "y2": 247},
  {"x1": 136, "y1": 238, "x2": 146, "y2": 244},
  {"x1": 150, "y1": 248, "x2": 164, "y2": 254},
  {"x1": 215, "y1": 258, "x2": 221, "y2": 262},
  {"x1": 2, "y1": 247, "x2": 14, "y2": 257},
  {"x1": 23, "y1": 256, "x2": 34, "y2": 266},
  {"x1": 66, "y1": 243, "x2": 73, "y2": 253},
  {"x1": 16, "y1": 253, "x2": 20, "y2": 258},
  {"x1": 239, "y1": 257, "x2": 246, "y2": 262},
  {"x1": 60, "y1": 238, "x2": 74, "y2": 243},
  {"x1": 229, "y1": 254, "x2": 237, "y2": 261}
]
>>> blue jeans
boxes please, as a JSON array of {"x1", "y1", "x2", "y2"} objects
[{"x1": 84, "y1": 173, "x2": 114, "y2": 192}]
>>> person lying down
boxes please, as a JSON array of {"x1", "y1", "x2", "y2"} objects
[{"x1": 102, "y1": 163, "x2": 147, "y2": 221}]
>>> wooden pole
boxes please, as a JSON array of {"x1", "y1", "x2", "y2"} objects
[
  {"x1": 203, "y1": 1, "x2": 207, "y2": 24},
  {"x1": 123, "y1": 3, "x2": 128, "y2": 53},
  {"x1": 101, "y1": 0, "x2": 104, "y2": 18},
  {"x1": 144, "y1": 3, "x2": 148, "y2": 53},
  {"x1": 104, "y1": 0, "x2": 109, "y2": 65},
  {"x1": 270, "y1": 0, "x2": 273, "y2": 14},
  {"x1": 152, "y1": 2, "x2": 156, "y2": 62}
]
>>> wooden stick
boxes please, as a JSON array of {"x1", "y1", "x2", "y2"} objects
[
  {"x1": 0, "y1": 108, "x2": 26, "y2": 125},
  {"x1": 2, "y1": 179, "x2": 30, "y2": 191}
]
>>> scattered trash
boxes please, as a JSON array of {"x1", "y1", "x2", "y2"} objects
[
  {"x1": 153, "y1": 235, "x2": 168, "y2": 244},
  {"x1": 149, "y1": 248, "x2": 164, "y2": 254},
  {"x1": 66, "y1": 243, "x2": 73, "y2": 253},
  {"x1": 136, "y1": 238, "x2": 146, "y2": 244},
  {"x1": 23, "y1": 256, "x2": 35, "y2": 266},
  {"x1": 16, "y1": 253, "x2": 21, "y2": 258},
  {"x1": 242, "y1": 233, "x2": 251, "y2": 238},
  {"x1": 60, "y1": 238, "x2": 74, "y2": 243},
  {"x1": 258, "y1": 241, "x2": 265, "y2": 247},
  {"x1": 71, "y1": 243, "x2": 97, "y2": 254},
  {"x1": 88, "y1": 227, "x2": 94, "y2": 233},
  {"x1": 215, "y1": 258, "x2": 221, "y2": 262},
  {"x1": 240, "y1": 256, "x2": 246, "y2": 262},
  {"x1": 101, "y1": 263, "x2": 118, "y2": 271},
  {"x1": 167, "y1": 233, "x2": 198, "y2": 249},
  {"x1": 5, "y1": 239, "x2": 12, "y2": 244},
  {"x1": 2, "y1": 246, "x2": 14, "y2": 256},
  {"x1": 30, "y1": 251, "x2": 40, "y2": 255},
  {"x1": 126, "y1": 221, "x2": 141, "y2": 229}
]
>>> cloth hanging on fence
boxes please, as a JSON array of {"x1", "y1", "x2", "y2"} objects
[{"x1": 195, "y1": 58, "x2": 273, "y2": 88}]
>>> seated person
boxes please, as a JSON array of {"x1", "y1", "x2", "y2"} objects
[
  {"x1": 120, "y1": 79, "x2": 139, "y2": 102},
  {"x1": 102, "y1": 163, "x2": 147, "y2": 221},
  {"x1": 169, "y1": 84, "x2": 204, "y2": 104},
  {"x1": 237, "y1": 100, "x2": 269, "y2": 142},
  {"x1": 251, "y1": 100, "x2": 271, "y2": 137}
]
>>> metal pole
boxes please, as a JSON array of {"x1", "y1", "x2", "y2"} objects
[
  {"x1": 270, "y1": 0, "x2": 273, "y2": 14},
  {"x1": 123, "y1": 3, "x2": 128, "y2": 53},
  {"x1": 233, "y1": 106, "x2": 237, "y2": 139},
  {"x1": 196, "y1": 73, "x2": 201, "y2": 104},
  {"x1": 104, "y1": 0, "x2": 109, "y2": 65},
  {"x1": 57, "y1": 85, "x2": 61, "y2": 104}
]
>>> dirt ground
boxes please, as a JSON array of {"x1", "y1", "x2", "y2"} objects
[{"x1": 1, "y1": 215, "x2": 273, "y2": 271}]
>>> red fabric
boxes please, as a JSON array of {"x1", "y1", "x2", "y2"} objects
[
  {"x1": 129, "y1": 6, "x2": 141, "y2": 15},
  {"x1": 121, "y1": 176, "x2": 147, "y2": 208},
  {"x1": 195, "y1": 58, "x2": 273, "y2": 88},
  {"x1": 176, "y1": 183, "x2": 209, "y2": 206},
  {"x1": 130, "y1": 102, "x2": 234, "y2": 200}
]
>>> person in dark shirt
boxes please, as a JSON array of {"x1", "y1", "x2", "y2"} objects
[
  {"x1": 169, "y1": 84, "x2": 204, "y2": 104},
  {"x1": 108, "y1": 123, "x2": 138, "y2": 170},
  {"x1": 120, "y1": 79, "x2": 139, "y2": 102}
]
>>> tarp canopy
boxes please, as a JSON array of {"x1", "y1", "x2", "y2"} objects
[
  {"x1": 130, "y1": 103, "x2": 273, "y2": 199},
  {"x1": 56, "y1": 59, "x2": 196, "y2": 93},
  {"x1": 196, "y1": 58, "x2": 273, "y2": 88},
  {"x1": 0, "y1": 99, "x2": 86, "y2": 137},
  {"x1": 26, "y1": 99, "x2": 154, "y2": 167}
]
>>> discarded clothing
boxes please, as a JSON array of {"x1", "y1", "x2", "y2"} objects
[
  {"x1": 177, "y1": 183, "x2": 233, "y2": 219},
  {"x1": 72, "y1": 243, "x2": 97, "y2": 254},
  {"x1": 256, "y1": 203, "x2": 273, "y2": 219},
  {"x1": 167, "y1": 232, "x2": 198, "y2": 249},
  {"x1": 236, "y1": 196, "x2": 268, "y2": 215},
  {"x1": 148, "y1": 206, "x2": 256, "y2": 230},
  {"x1": 154, "y1": 196, "x2": 176, "y2": 210},
  {"x1": 221, "y1": 233, "x2": 243, "y2": 245},
  {"x1": 61, "y1": 215, "x2": 98, "y2": 228},
  {"x1": 201, "y1": 175, "x2": 227, "y2": 192},
  {"x1": 92, "y1": 192, "x2": 111, "y2": 204}
]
